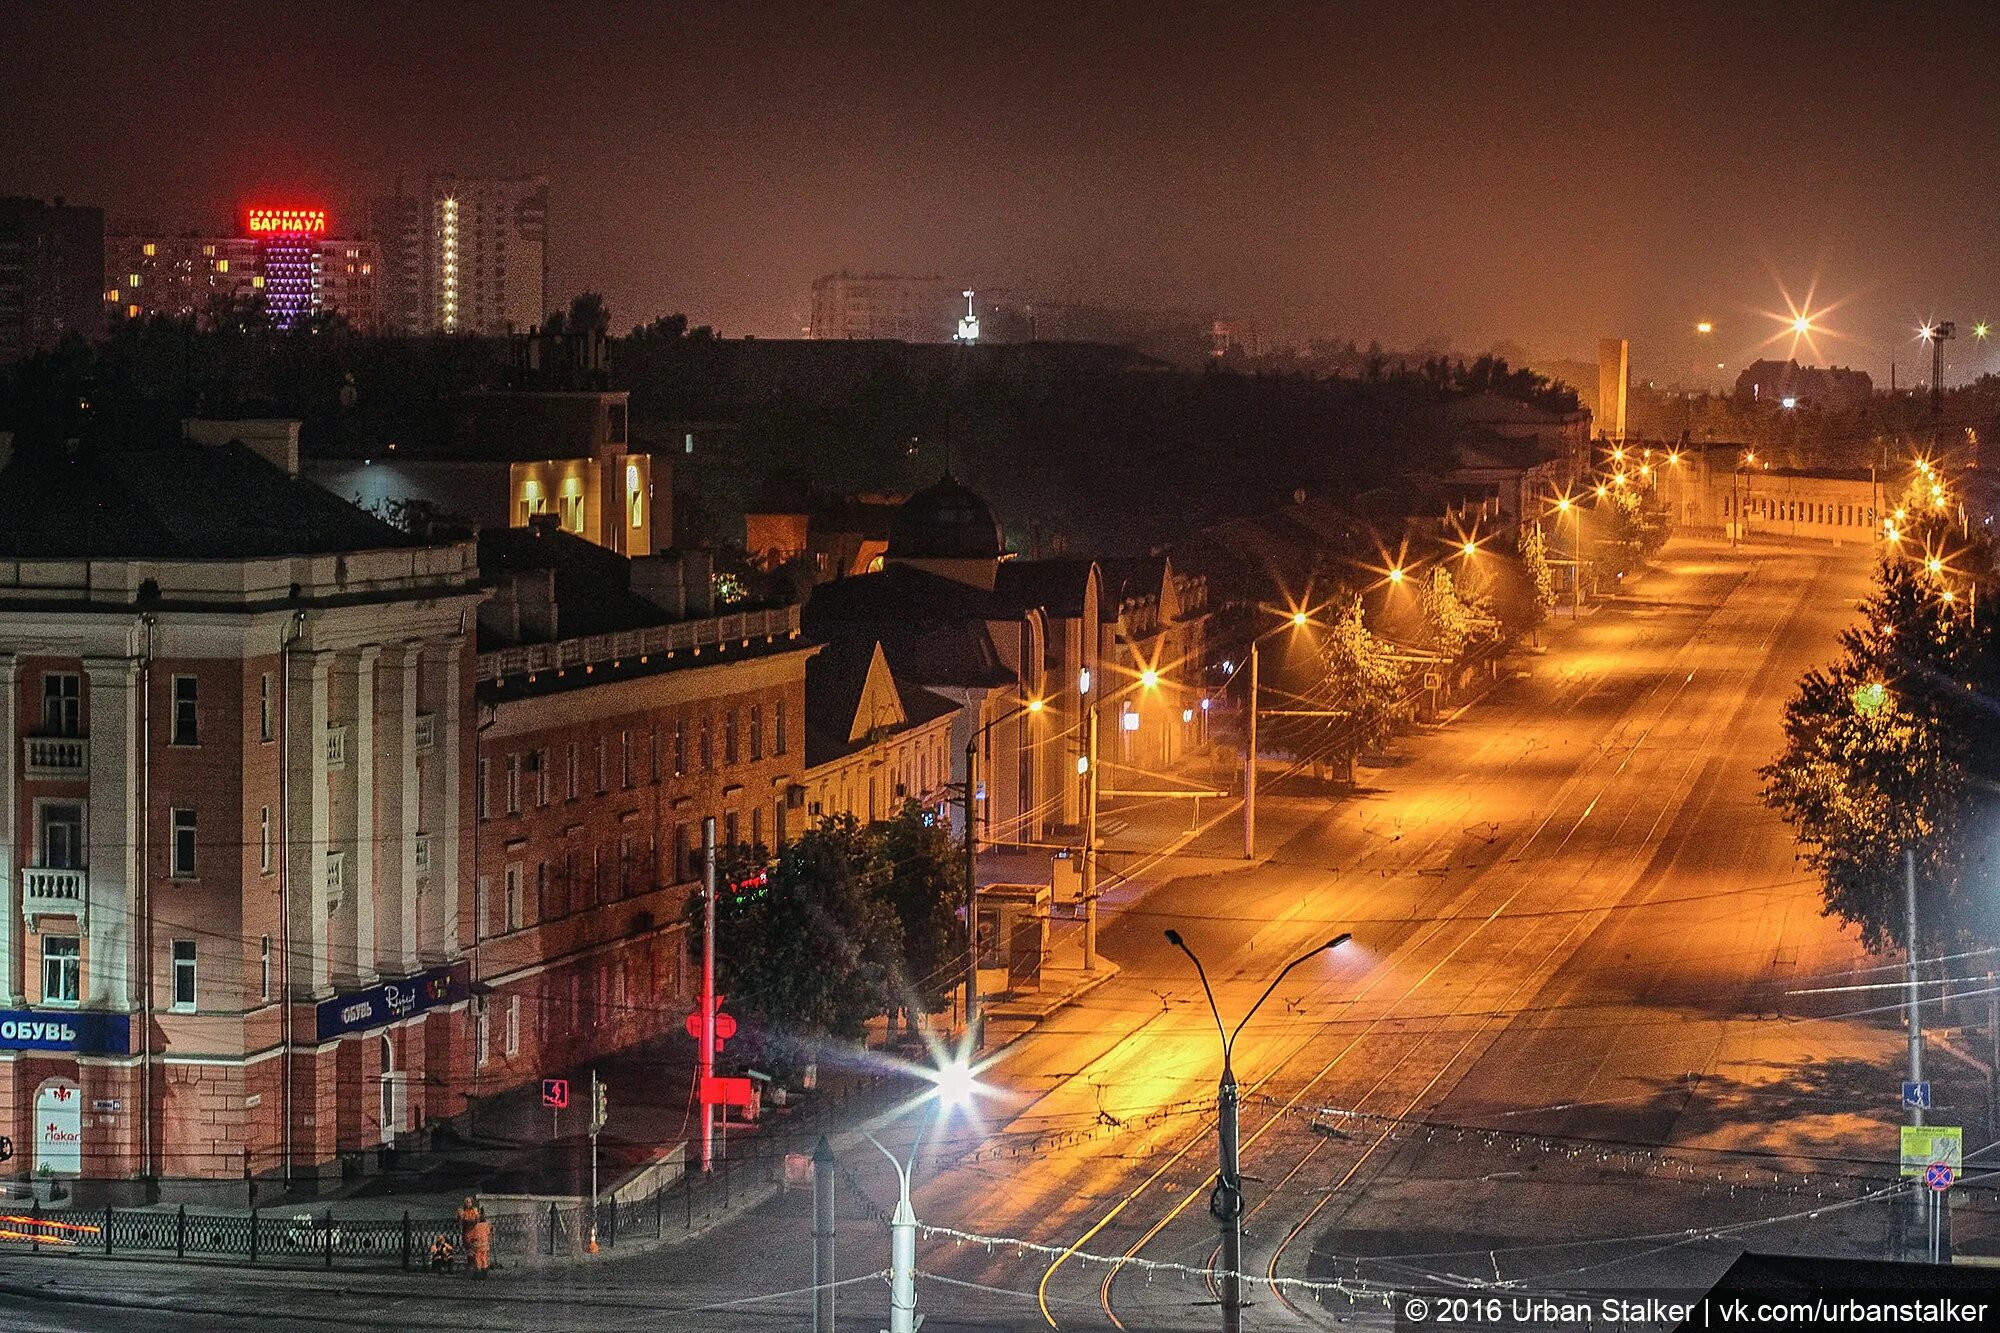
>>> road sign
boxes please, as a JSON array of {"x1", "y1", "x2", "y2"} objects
[
  {"x1": 701, "y1": 1074, "x2": 756, "y2": 1108},
  {"x1": 1901, "y1": 1124, "x2": 1963, "y2": 1177},
  {"x1": 685, "y1": 1009, "x2": 738, "y2": 1049},
  {"x1": 1925, "y1": 1161, "x2": 1955, "y2": 1192},
  {"x1": 1903, "y1": 1080, "x2": 1932, "y2": 1110},
  {"x1": 0, "y1": 1134, "x2": 11, "y2": 1162},
  {"x1": 541, "y1": 1077, "x2": 570, "y2": 1110}
]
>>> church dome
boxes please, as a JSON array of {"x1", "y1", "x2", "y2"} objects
[{"x1": 887, "y1": 475, "x2": 1004, "y2": 561}]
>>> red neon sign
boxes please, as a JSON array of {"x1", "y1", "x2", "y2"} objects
[{"x1": 245, "y1": 206, "x2": 328, "y2": 237}]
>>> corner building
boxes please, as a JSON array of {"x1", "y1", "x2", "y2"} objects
[{"x1": 0, "y1": 438, "x2": 482, "y2": 1198}]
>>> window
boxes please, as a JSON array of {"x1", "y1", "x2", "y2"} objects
[
  {"x1": 724, "y1": 709, "x2": 739, "y2": 765},
  {"x1": 40, "y1": 803, "x2": 84, "y2": 869},
  {"x1": 476, "y1": 758, "x2": 490, "y2": 820},
  {"x1": 259, "y1": 805, "x2": 273, "y2": 874},
  {"x1": 259, "y1": 935, "x2": 271, "y2": 1001},
  {"x1": 170, "y1": 807, "x2": 197, "y2": 877},
  {"x1": 618, "y1": 835, "x2": 632, "y2": 895},
  {"x1": 725, "y1": 810, "x2": 740, "y2": 850},
  {"x1": 568, "y1": 743, "x2": 580, "y2": 799},
  {"x1": 776, "y1": 801, "x2": 788, "y2": 848},
  {"x1": 41, "y1": 673, "x2": 80, "y2": 736},
  {"x1": 326, "y1": 852, "x2": 347, "y2": 912},
  {"x1": 505, "y1": 754, "x2": 522, "y2": 814},
  {"x1": 171, "y1": 675, "x2": 199, "y2": 744},
  {"x1": 649, "y1": 728, "x2": 660, "y2": 783},
  {"x1": 171, "y1": 939, "x2": 197, "y2": 1010},
  {"x1": 42, "y1": 936, "x2": 80, "y2": 1005},
  {"x1": 700, "y1": 721, "x2": 714, "y2": 771},
  {"x1": 475, "y1": 875, "x2": 491, "y2": 939},
  {"x1": 504, "y1": 863, "x2": 523, "y2": 932},
  {"x1": 536, "y1": 861, "x2": 548, "y2": 918},
  {"x1": 751, "y1": 807, "x2": 764, "y2": 851},
  {"x1": 595, "y1": 737, "x2": 607, "y2": 794},
  {"x1": 775, "y1": 701, "x2": 789, "y2": 755},
  {"x1": 259, "y1": 672, "x2": 273, "y2": 742},
  {"x1": 476, "y1": 998, "x2": 490, "y2": 1067},
  {"x1": 674, "y1": 823, "x2": 691, "y2": 882},
  {"x1": 750, "y1": 705, "x2": 764, "y2": 761},
  {"x1": 505, "y1": 995, "x2": 521, "y2": 1057},
  {"x1": 621, "y1": 730, "x2": 634, "y2": 788},
  {"x1": 674, "y1": 721, "x2": 688, "y2": 776},
  {"x1": 536, "y1": 750, "x2": 550, "y2": 806}
]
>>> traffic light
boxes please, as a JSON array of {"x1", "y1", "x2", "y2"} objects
[{"x1": 592, "y1": 1077, "x2": 609, "y2": 1133}]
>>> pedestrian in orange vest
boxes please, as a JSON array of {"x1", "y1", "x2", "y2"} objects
[{"x1": 467, "y1": 1214, "x2": 493, "y2": 1277}]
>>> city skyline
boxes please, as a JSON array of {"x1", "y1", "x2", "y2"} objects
[{"x1": 11, "y1": 2, "x2": 2000, "y2": 379}]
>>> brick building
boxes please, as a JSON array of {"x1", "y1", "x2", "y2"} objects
[
  {"x1": 0, "y1": 437, "x2": 482, "y2": 1199},
  {"x1": 468, "y1": 524, "x2": 809, "y2": 1099}
]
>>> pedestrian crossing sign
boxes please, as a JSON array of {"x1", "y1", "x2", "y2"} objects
[{"x1": 1900, "y1": 1124, "x2": 1962, "y2": 1177}]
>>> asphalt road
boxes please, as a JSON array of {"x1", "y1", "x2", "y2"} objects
[{"x1": 0, "y1": 536, "x2": 1934, "y2": 1332}]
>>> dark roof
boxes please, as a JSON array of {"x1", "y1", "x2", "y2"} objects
[
  {"x1": 802, "y1": 565, "x2": 1015, "y2": 690},
  {"x1": 1450, "y1": 428, "x2": 1556, "y2": 472},
  {"x1": 887, "y1": 474, "x2": 1004, "y2": 560},
  {"x1": 804, "y1": 637, "x2": 959, "y2": 767},
  {"x1": 0, "y1": 442, "x2": 422, "y2": 559},
  {"x1": 1096, "y1": 555, "x2": 1167, "y2": 608},
  {"x1": 476, "y1": 525, "x2": 670, "y2": 645},
  {"x1": 994, "y1": 557, "x2": 1096, "y2": 618}
]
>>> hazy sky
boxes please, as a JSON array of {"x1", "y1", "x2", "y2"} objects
[{"x1": 10, "y1": 1, "x2": 2000, "y2": 381}]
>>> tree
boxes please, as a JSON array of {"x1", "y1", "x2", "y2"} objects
[
  {"x1": 1762, "y1": 553, "x2": 2000, "y2": 951},
  {"x1": 1519, "y1": 522, "x2": 1556, "y2": 638},
  {"x1": 864, "y1": 802, "x2": 967, "y2": 1024},
  {"x1": 1316, "y1": 597, "x2": 1410, "y2": 783},
  {"x1": 1421, "y1": 566, "x2": 1471, "y2": 662},
  {"x1": 567, "y1": 291, "x2": 611, "y2": 338},
  {"x1": 688, "y1": 818, "x2": 901, "y2": 1072}
]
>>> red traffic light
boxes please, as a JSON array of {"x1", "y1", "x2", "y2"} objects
[{"x1": 685, "y1": 1009, "x2": 739, "y2": 1046}]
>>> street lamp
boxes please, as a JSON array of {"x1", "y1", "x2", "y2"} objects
[
  {"x1": 1165, "y1": 928, "x2": 1351, "y2": 1333},
  {"x1": 962, "y1": 697, "x2": 1048, "y2": 1047},
  {"x1": 870, "y1": 1057, "x2": 986, "y2": 1333},
  {"x1": 1242, "y1": 608, "x2": 1322, "y2": 858}
]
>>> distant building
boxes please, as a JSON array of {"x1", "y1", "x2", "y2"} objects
[
  {"x1": 427, "y1": 173, "x2": 548, "y2": 334},
  {"x1": 360, "y1": 187, "x2": 426, "y2": 334},
  {"x1": 1596, "y1": 338, "x2": 1629, "y2": 441},
  {"x1": 803, "y1": 639, "x2": 959, "y2": 825},
  {"x1": 1733, "y1": 359, "x2": 1874, "y2": 412},
  {"x1": 105, "y1": 206, "x2": 380, "y2": 331},
  {"x1": 0, "y1": 196, "x2": 106, "y2": 361},
  {"x1": 1211, "y1": 318, "x2": 1258, "y2": 359},
  {"x1": 809, "y1": 272, "x2": 957, "y2": 342}
]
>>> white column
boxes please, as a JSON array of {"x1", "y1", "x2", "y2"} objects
[
  {"x1": 0, "y1": 654, "x2": 19, "y2": 1005},
  {"x1": 350, "y1": 645, "x2": 380, "y2": 986},
  {"x1": 289, "y1": 651, "x2": 333, "y2": 996},
  {"x1": 377, "y1": 642, "x2": 420, "y2": 976},
  {"x1": 431, "y1": 634, "x2": 465, "y2": 959},
  {"x1": 82, "y1": 657, "x2": 139, "y2": 1009}
]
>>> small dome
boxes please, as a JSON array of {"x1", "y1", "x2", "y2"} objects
[{"x1": 888, "y1": 475, "x2": 1003, "y2": 560}]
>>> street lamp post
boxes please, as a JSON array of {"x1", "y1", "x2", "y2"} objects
[
  {"x1": 1166, "y1": 928, "x2": 1352, "y2": 1333},
  {"x1": 870, "y1": 1058, "x2": 980, "y2": 1333}
]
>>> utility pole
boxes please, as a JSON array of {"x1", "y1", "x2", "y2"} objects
[
  {"x1": 1083, "y1": 701, "x2": 1099, "y2": 970},
  {"x1": 872, "y1": 1138, "x2": 920, "y2": 1333},
  {"x1": 1215, "y1": 1063, "x2": 1245, "y2": 1333},
  {"x1": 700, "y1": 815, "x2": 717, "y2": 1173},
  {"x1": 811, "y1": 1135, "x2": 836, "y2": 1333},
  {"x1": 1243, "y1": 642, "x2": 1258, "y2": 860},
  {"x1": 963, "y1": 739, "x2": 979, "y2": 1049},
  {"x1": 587, "y1": 1070, "x2": 606, "y2": 1253},
  {"x1": 1905, "y1": 848, "x2": 1934, "y2": 1262}
]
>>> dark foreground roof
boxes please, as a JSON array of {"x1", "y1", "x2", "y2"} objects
[
  {"x1": 0, "y1": 442, "x2": 421, "y2": 559},
  {"x1": 804, "y1": 637, "x2": 960, "y2": 767},
  {"x1": 802, "y1": 565, "x2": 1016, "y2": 690},
  {"x1": 476, "y1": 525, "x2": 669, "y2": 645}
]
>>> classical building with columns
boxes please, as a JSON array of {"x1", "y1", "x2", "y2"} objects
[{"x1": 0, "y1": 437, "x2": 483, "y2": 1199}]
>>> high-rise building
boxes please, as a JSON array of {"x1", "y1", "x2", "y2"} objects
[
  {"x1": 360, "y1": 187, "x2": 425, "y2": 334},
  {"x1": 0, "y1": 196, "x2": 106, "y2": 362},
  {"x1": 809, "y1": 272, "x2": 957, "y2": 341},
  {"x1": 106, "y1": 206, "x2": 379, "y2": 331},
  {"x1": 427, "y1": 174, "x2": 547, "y2": 335}
]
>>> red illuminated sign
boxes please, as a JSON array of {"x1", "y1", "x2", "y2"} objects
[{"x1": 244, "y1": 206, "x2": 328, "y2": 237}]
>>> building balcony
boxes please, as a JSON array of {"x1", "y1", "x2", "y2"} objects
[
  {"x1": 22, "y1": 736, "x2": 88, "y2": 780},
  {"x1": 22, "y1": 867, "x2": 87, "y2": 926}
]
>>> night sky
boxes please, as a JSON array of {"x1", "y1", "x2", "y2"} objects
[{"x1": 10, "y1": 1, "x2": 2000, "y2": 381}]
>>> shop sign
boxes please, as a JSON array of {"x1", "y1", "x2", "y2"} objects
[
  {"x1": 315, "y1": 962, "x2": 469, "y2": 1041},
  {"x1": 0, "y1": 1009, "x2": 131, "y2": 1054}
]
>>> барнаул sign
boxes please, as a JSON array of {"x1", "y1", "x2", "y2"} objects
[
  {"x1": 316, "y1": 962, "x2": 470, "y2": 1041},
  {"x1": 0, "y1": 1010, "x2": 132, "y2": 1054}
]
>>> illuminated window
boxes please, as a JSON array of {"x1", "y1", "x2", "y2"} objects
[
  {"x1": 252, "y1": 276, "x2": 265, "y2": 288},
  {"x1": 128, "y1": 272, "x2": 141, "y2": 287},
  {"x1": 203, "y1": 245, "x2": 215, "y2": 257},
  {"x1": 105, "y1": 288, "x2": 119, "y2": 302},
  {"x1": 127, "y1": 304, "x2": 140, "y2": 318},
  {"x1": 142, "y1": 242, "x2": 156, "y2": 257},
  {"x1": 215, "y1": 259, "x2": 229, "y2": 273}
]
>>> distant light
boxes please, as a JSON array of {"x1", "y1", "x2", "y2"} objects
[
  {"x1": 1078, "y1": 668, "x2": 1091, "y2": 695},
  {"x1": 1290, "y1": 610, "x2": 1309, "y2": 627},
  {"x1": 1920, "y1": 324, "x2": 1936, "y2": 341},
  {"x1": 1927, "y1": 556, "x2": 1944, "y2": 574},
  {"x1": 1853, "y1": 681, "x2": 1887, "y2": 715},
  {"x1": 1182, "y1": 708, "x2": 1195, "y2": 722},
  {"x1": 1076, "y1": 756, "x2": 1089, "y2": 775},
  {"x1": 1026, "y1": 698, "x2": 1045, "y2": 713},
  {"x1": 1613, "y1": 472, "x2": 1628, "y2": 488},
  {"x1": 1387, "y1": 567, "x2": 1405, "y2": 584},
  {"x1": 1462, "y1": 541, "x2": 1478, "y2": 557},
  {"x1": 1696, "y1": 320, "x2": 1714, "y2": 334},
  {"x1": 1943, "y1": 589, "x2": 1958, "y2": 603},
  {"x1": 1200, "y1": 697, "x2": 1212, "y2": 711},
  {"x1": 1977, "y1": 323, "x2": 1991, "y2": 339},
  {"x1": 1122, "y1": 710, "x2": 1140, "y2": 732},
  {"x1": 1556, "y1": 496, "x2": 1572, "y2": 513},
  {"x1": 1221, "y1": 659, "x2": 1234, "y2": 674},
  {"x1": 1781, "y1": 396, "x2": 1797, "y2": 410},
  {"x1": 1139, "y1": 668, "x2": 1160, "y2": 689},
  {"x1": 1791, "y1": 316, "x2": 1812, "y2": 335},
  {"x1": 1594, "y1": 483, "x2": 1608, "y2": 498}
]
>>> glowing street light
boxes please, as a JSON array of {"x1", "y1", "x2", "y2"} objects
[
  {"x1": 1290, "y1": 610, "x2": 1310, "y2": 627},
  {"x1": 1977, "y1": 322, "x2": 1990, "y2": 340},
  {"x1": 1026, "y1": 697, "x2": 1045, "y2": 713},
  {"x1": 1696, "y1": 320, "x2": 1714, "y2": 334},
  {"x1": 1461, "y1": 540, "x2": 1478, "y2": 558},
  {"x1": 1387, "y1": 566, "x2": 1406, "y2": 584},
  {"x1": 1139, "y1": 668, "x2": 1160, "y2": 690}
]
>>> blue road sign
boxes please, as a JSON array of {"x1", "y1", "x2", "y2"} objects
[
  {"x1": 1925, "y1": 1161, "x2": 1955, "y2": 1192},
  {"x1": 1903, "y1": 1080, "x2": 1932, "y2": 1110}
]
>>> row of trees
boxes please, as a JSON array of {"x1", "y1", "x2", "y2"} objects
[
  {"x1": 685, "y1": 804, "x2": 965, "y2": 1072},
  {"x1": 1763, "y1": 502, "x2": 2000, "y2": 951}
]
